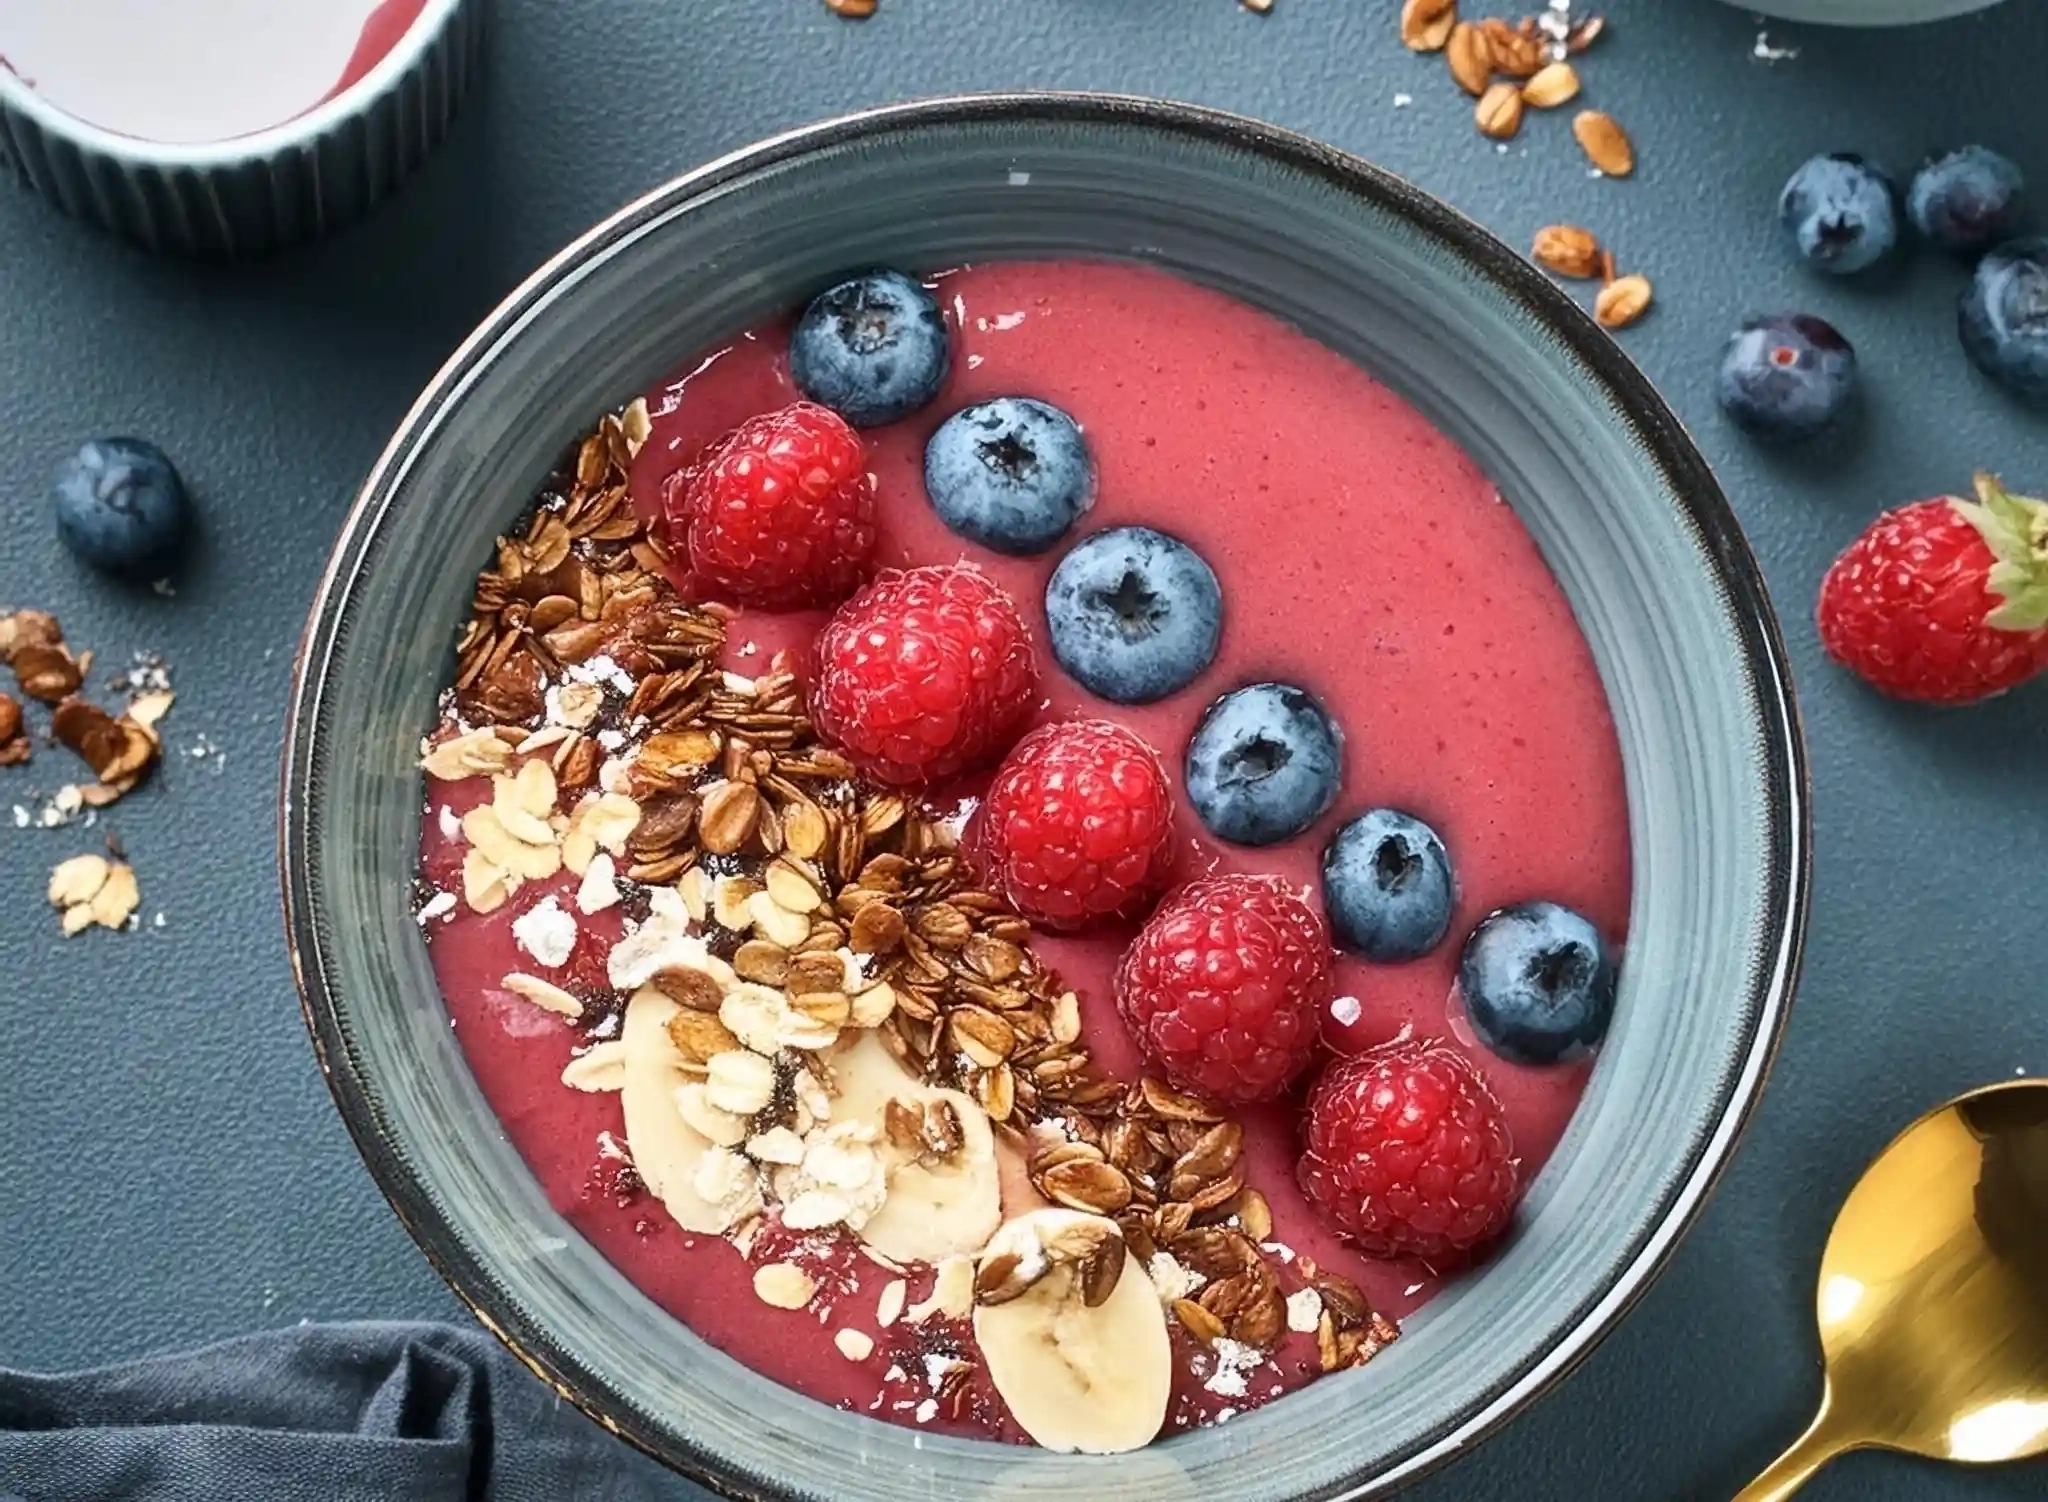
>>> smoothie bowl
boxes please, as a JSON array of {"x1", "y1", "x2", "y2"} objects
[{"x1": 284, "y1": 95, "x2": 1808, "y2": 1500}]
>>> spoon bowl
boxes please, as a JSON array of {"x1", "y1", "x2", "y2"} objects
[{"x1": 1739, "y1": 1080, "x2": 2048, "y2": 1499}]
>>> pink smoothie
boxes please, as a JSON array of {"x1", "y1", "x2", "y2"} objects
[{"x1": 418, "y1": 259, "x2": 1631, "y2": 1441}]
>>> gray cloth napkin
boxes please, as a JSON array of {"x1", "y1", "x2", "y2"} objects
[{"x1": 0, "y1": 1322, "x2": 707, "y2": 1502}]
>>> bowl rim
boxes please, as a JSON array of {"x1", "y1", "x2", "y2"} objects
[
  {"x1": 0, "y1": 0, "x2": 466, "y2": 163},
  {"x1": 281, "y1": 90, "x2": 1811, "y2": 1500}
]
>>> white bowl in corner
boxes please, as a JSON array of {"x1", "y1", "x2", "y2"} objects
[{"x1": 1731, "y1": 0, "x2": 2003, "y2": 24}]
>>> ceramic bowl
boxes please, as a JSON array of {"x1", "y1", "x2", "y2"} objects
[
  {"x1": 1727, "y1": 0, "x2": 2002, "y2": 23},
  {"x1": 283, "y1": 93, "x2": 1809, "y2": 1501}
]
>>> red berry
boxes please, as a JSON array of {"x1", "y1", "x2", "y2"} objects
[
  {"x1": 980, "y1": 720, "x2": 1176, "y2": 931},
  {"x1": 1297, "y1": 1041, "x2": 1520, "y2": 1265},
  {"x1": 1114, "y1": 874, "x2": 1330, "y2": 1104},
  {"x1": 1818, "y1": 475, "x2": 2048, "y2": 705},
  {"x1": 663, "y1": 401, "x2": 876, "y2": 609},
  {"x1": 810, "y1": 565, "x2": 1038, "y2": 787}
]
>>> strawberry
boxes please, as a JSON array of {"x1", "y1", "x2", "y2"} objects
[{"x1": 1818, "y1": 473, "x2": 2048, "y2": 705}]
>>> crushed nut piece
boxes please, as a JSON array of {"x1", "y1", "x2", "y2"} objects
[
  {"x1": 48, "y1": 853, "x2": 137, "y2": 934},
  {"x1": 833, "y1": 1328, "x2": 875, "y2": 1361}
]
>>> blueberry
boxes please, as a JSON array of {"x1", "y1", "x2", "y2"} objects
[
  {"x1": 924, "y1": 397, "x2": 1095, "y2": 556},
  {"x1": 1459, "y1": 902, "x2": 1617, "y2": 1065},
  {"x1": 52, "y1": 437, "x2": 191, "y2": 577},
  {"x1": 1779, "y1": 154, "x2": 1900, "y2": 275},
  {"x1": 1960, "y1": 238, "x2": 2048, "y2": 401},
  {"x1": 1184, "y1": 683, "x2": 1341, "y2": 847},
  {"x1": 1908, "y1": 147, "x2": 2025, "y2": 255},
  {"x1": 1716, "y1": 313, "x2": 1858, "y2": 442},
  {"x1": 1321, "y1": 809, "x2": 1455, "y2": 962},
  {"x1": 1044, "y1": 526, "x2": 1222, "y2": 704},
  {"x1": 788, "y1": 270, "x2": 950, "y2": 427}
]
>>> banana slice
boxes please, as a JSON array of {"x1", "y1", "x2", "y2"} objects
[
  {"x1": 620, "y1": 984, "x2": 754, "y2": 1233},
  {"x1": 831, "y1": 1032, "x2": 1004, "y2": 1265},
  {"x1": 971, "y1": 1209, "x2": 1172, "y2": 1454}
]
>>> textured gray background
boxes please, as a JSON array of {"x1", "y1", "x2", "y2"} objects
[{"x1": 2, "y1": 1, "x2": 2045, "y2": 1498}]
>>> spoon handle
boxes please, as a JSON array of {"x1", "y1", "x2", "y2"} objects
[{"x1": 1734, "y1": 1400, "x2": 1863, "y2": 1502}]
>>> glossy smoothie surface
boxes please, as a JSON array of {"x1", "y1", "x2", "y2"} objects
[{"x1": 419, "y1": 259, "x2": 1632, "y2": 1439}]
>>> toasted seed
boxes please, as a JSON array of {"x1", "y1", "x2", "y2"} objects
[
  {"x1": 781, "y1": 798, "x2": 829, "y2": 860},
  {"x1": 1445, "y1": 22, "x2": 1493, "y2": 95},
  {"x1": 1475, "y1": 81, "x2": 1523, "y2": 140},
  {"x1": 1140, "y1": 1077, "x2": 1223, "y2": 1122},
  {"x1": 732, "y1": 940, "x2": 791, "y2": 986},
  {"x1": 1078, "y1": 1232, "x2": 1127, "y2": 1309},
  {"x1": 1236, "y1": 1187, "x2": 1274, "y2": 1243},
  {"x1": 1398, "y1": 0, "x2": 1456, "y2": 51},
  {"x1": 1481, "y1": 17, "x2": 1543, "y2": 75},
  {"x1": 976, "y1": 1062, "x2": 1016, "y2": 1122},
  {"x1": 1532, "y1": 224, "x2": 1603, "y2": 278},
  {"x1": 1573, "y1": 109, "x2": 1635, "y2": 175},
  {"x1": 698, "y1": 780, "x2": 762, "y2": 854},
  {"x1": 1521, "y1": 60, "x2": 1580, "y2": 108},
  {"x1": 1595, "y1": 274, "x2": 1653, "y2": 329},
  {"x1": 1040, "y1": 1157, "x2": 1134, "y2": 1214},
  {"x1": 950, "y1": 1006, "x2": 1017, "y2": 1068}
]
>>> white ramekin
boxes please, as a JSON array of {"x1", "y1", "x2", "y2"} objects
[{"x1": 0, "y1": 0, "x2": 484, "y2": 256}]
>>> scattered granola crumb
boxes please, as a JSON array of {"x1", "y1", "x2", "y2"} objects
[
  {"x1": 1328, "y1": 994, "x2": 1363, "y2": 1028},
  {"x1": 834, "y1": 1328, "x2": 875, "y2": 1361},
  {"x1": 1753, "y1": 30, "x2": 1798, "y2": 62},
  {"x1": 417, "y1": 891, "x2": 458, "y2": 926},
  {"x1": 913, "y1": 1398, "x2": 938, "y2": 1424},
  {"x1": 1203, "y1": 1337, "x2": 1264, "y2": 1399},
  {"x1": 1286, "y1": 1287, "x2": 1324, "y2": 1333},
  {"x1": 1392, "y1": 92, "x2": 1414, "y2": 108},
  {"x1": 151, "y1": 578, "x2": 176, "y2": 597},
  {"x1": 1146, "y1": 1251, "x2": 1204, "y2": 1304},
  {"x1": 47, "y1": 853, "x2": 139, "y2": 934},
  {"x1": 511, "y1": 895, "x2": 578, "y2": 968}
]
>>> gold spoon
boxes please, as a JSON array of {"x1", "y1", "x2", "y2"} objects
[{"x1": 1737, "y1": 1080, "x2": 2048, "y2": 1500}]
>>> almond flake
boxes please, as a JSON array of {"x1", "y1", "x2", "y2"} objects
[
  {"x1": 502, "y1": 972, "x2": 583, "y2": 1018},
  {"x1": 713, "y1": 875, "x2": 760, "y2": 931},
  {"x1": 677, "y1": 865, "x2": 709, "y2": 925},
  {"x1": 719, "y1": 983, "x2": 788, "y2": 1055},
  {"x1": 764, "y1": 858, "x2": 822, "y2": 914},
  {"x1": 849, "y1": 980, "x2": 897, "y2": 1029},
  {"x1": 876, "y1": 1279, "x2": 908, "y2": 1328},
  {"x1": 752, "y1": 1262, "x2": 817, "y2": 1310},
  {"x1": 834, "y1": 1328, "x2": 875, "y2": 1361},
  {"x1": 907, "y1": 1255, "x2": 975, "y2": 1323},
  {"x1": 781, "y1": 1189, "x2": 853, "y2": 1230},
  {"x1": 746, "y1": 1126, "x2": 807, "y2": 1165}
]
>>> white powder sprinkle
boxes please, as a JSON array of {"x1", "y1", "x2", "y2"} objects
[
  {"x1": 1204, "y1": 1338, "x2": 1262, "y2": 1399},
  {"x1": 512, "y1": 896, "x2": 578, "y2": 968},
  {"x1": 1754, "y1": 30, "x2": 1799, "y2": 62},
  {"x1": 1146, "y1": 1252, "x2": 1203, "y2": 1304},
  {"x1": 1286, "y1": 1288, "x2": 1324, "y2": 1333}
]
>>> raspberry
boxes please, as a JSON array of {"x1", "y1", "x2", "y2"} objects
[
  {"x1": 662, "y1": 401, "x2": 876, "y2": 609},
  {"x1": 809, "y1": 565, "x2": 1038, "y2": 787},
  {"x1": 1818, "y1": 476, "x2": 2048, "y2": 705},
  {"x1": 980, "y1": 721, "x2": 1176, "y2": 931},
  {"x1": 1113, "y1": 874, "x2": 1329, "y2": 1104},
  {"x1": 1297, "y1": 1041, "x2": 1520, "y2": 1266}
]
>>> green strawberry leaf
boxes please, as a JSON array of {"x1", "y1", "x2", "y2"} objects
[{"x1": 1957, "y1": 474, "x2": 2048, "y2": 633}]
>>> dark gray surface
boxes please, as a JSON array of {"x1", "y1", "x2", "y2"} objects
[{"x1": 0, "y1": 2, "x2": 2042, "y2": 1498}]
